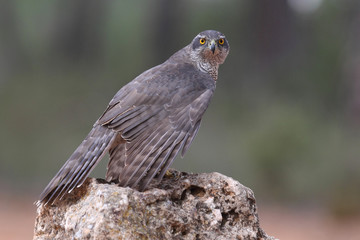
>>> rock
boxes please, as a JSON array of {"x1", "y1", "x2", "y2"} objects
[{"x1": 33, "y1": 169, "x2": 276, "y2": 240}]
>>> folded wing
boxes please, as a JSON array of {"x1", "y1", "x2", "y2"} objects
[{"x1": 101, "y1": 86, "x2": 214, "y2": 190}]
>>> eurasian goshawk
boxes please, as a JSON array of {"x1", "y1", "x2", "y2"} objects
[{"x1": 38, "y1": 30, "x2": 230, "y2": 205}]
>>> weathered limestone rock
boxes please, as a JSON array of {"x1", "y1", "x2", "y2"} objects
[{"x1": 34, "y1": 170, "x2": 276, "y2": 240}]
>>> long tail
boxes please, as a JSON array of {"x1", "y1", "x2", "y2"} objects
[{"x1": 37, "y1": 125, "x2": 116, "y2": 206}]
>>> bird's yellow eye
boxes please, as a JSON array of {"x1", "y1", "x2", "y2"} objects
[
  {"x1": 199, "y1": 38, "x2": 206, "y2": 45},
  {"x1": 218, "y1": 38, "x2": 224, "y2": 45}
]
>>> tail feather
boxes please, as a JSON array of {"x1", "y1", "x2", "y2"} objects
[
  {"x1": 37, "y1": 125, "x2": 116, "y2": 206},
  {"x1": 105, "y1": 141, "x2": 126, "y2": 182}
]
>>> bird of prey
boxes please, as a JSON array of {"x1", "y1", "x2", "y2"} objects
[{"x1": 37, "y1": 30, "x2": 230, "y2": 206}]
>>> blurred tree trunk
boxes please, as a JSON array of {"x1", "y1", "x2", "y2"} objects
[
  {"x1": 244, "y1": 0, "x2": 297, "y2": 88},
  {"x1": 51, "y1": 0, "x2": 108, "y2": 65},
  {"x1": 0, "y1": 0, "x2": 28, "y2": 81},
  {"x1": 148, "y1": 0, "x2": 183, "y2": 63},
  {"x1": 344, "y1": 1, "x2": 360, "y2": 122},
  {"x1": 249, "y1": 0, "x2": 295, "y2": 65},
  {"x1": 249, "y1": 0, "x2": 296, "y2": 63}
]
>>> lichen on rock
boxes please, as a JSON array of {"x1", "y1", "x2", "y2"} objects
[{"x1": 34, "y1": 169, "x2": 276, "y2": 240}]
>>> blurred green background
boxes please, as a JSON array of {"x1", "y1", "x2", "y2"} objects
[{"x1": 1, "y1": 0, "x2": 360, "y2": 238}]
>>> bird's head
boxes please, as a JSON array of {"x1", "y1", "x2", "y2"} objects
[{"x1": 189, "y1": 30, "x2": 229, "y2": 79}]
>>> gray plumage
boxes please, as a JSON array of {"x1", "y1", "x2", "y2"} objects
[{"x1": 37, "y1": 30, "x2": 229, "y2": 206}]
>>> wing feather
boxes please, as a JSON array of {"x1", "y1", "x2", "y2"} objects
[
  {"x1": 128, "y1": 131, "x2": 180, "y2": 188},
  {"x1": 157, "y1": 133, "x2": 187, "y2": 180},
  {"x1": 106, "y1": 90, "x2": 213, "y2": 190},
  {"x1": 181, "y1": 120, "x2": 201, "y2": 157},
  {"x1": 139, "y1": 131, "x2": 189, "y2": 190},
  {"x1": 99, "y1": 63, "x2": 215, "y2": 190}
]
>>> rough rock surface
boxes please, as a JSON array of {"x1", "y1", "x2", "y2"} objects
[{"x1": 34, "y1": 169, "x2": 276, "y2": 240}]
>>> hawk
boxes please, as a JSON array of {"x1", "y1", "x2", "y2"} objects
[{"x1": 38, "y1": 30, "x2": 230, "y2": 205}]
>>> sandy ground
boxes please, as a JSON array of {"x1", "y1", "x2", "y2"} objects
[
  {"x1": 0, "y1": 195, "x2": 37, "y2": 240},
  {"x1": 259, "y1": 206, "x2": 360, "y2": 240},
  {"x1": 1, "y1": 195, "x2": 360, "y2": 240}
]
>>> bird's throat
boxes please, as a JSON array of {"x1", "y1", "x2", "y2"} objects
[{"x1": 198, "y1": 61, "x2": 219, "y2": 80}]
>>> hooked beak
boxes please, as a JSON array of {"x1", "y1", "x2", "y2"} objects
[{"x1": 209, "y1": 40, "x2": 216, "y2": 54}]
